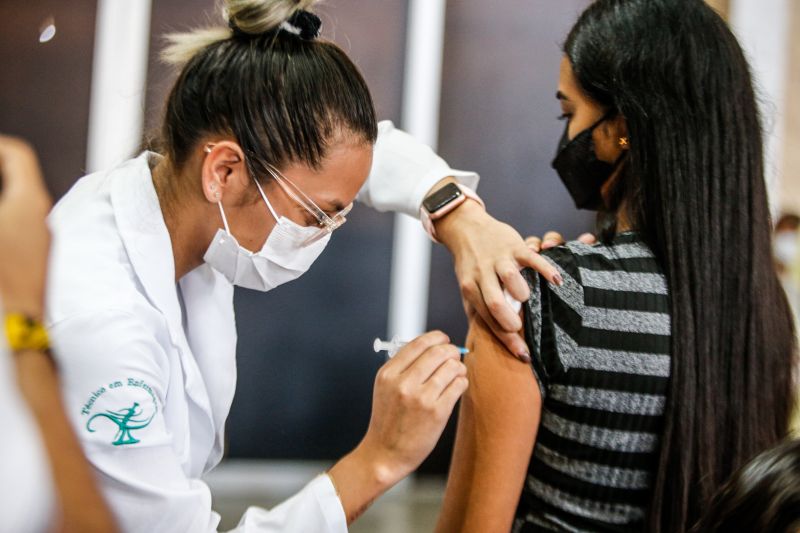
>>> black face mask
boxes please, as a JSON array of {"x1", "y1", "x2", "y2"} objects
[{"x1": 551, "y1": 115, "x2": 620, "y2": 211}]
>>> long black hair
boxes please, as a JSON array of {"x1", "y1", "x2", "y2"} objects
[
  {"x1": 564, "y1": 0, "x2": 796, "y2": 530},
  {"x1": 691, "y1": 438, "x2": 800, "y2": 532}
]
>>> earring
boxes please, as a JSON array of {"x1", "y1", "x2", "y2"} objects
[
  {"x1": 618, "y1": 137, "x2": 629, "y2": 148},
  {"x1": 214, "y1": 191, "x2": 221, "y2": 200},
  {"x1": 204, "y1": 145, "x2": 212, "y2": 154}
]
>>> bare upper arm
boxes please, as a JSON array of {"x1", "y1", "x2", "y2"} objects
[{"x1": 436, "y1": 317, "x2": 542, "y2": 533}]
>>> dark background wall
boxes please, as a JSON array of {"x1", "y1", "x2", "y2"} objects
[
  {"x1": 0, "y1": 0, "x2": 593, "y2": 475},
  {"x1": 0, "y1": 1, "x2": 96, "y2": 199}
]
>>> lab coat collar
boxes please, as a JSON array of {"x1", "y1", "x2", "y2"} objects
[
  {"x1": 110, "y1": 153, "x2": 224, "y2": 470},
  {"x1": 179, "y1": 265, "x2": 237, "y2": 471},
  {"x1": 110, "y1": 153, "x2": 236, "y2": 472},
  {"x1": 110, "y1": 153, "x2": 182, "y2": 331}
]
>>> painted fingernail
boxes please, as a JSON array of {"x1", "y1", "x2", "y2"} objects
[
  {"x1": 553, "y1": 273, "x2": 564, "y2": 286},
  {"x1": 518, "y1": 352, "x2": 532, "y2": 364}
]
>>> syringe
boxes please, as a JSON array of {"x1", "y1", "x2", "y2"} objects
[{"x1": 373, "y1": 336, "x2": 469, "y2": 358}]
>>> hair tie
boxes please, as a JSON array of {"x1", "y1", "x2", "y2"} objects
[
  {"x1": 283, "y1": 10, "x2": 322, "y2": 40},
  {"x1": 228, "y1": 19, "x2": 252, "y2": 39}
]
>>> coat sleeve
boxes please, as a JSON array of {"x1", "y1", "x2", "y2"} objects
[
  {"x1": 50, "y1": 309, "x2": 346, "y2": 533},
  {"x1": 357, "y1": 120, "x2": 480, "y2": 217}
]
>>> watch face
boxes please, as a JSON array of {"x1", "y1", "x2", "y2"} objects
[{"x1": 423, "y1": 183, "x2": 463, "y2": 213}]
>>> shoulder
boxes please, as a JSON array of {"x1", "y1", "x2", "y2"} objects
[
  {"x1": 560, "y1": 234, "x2": 661, "y2": 275},
  {"x1": 47, "y1": 166, "x2": 150, "y2": 323},
  {"x1": 528, "y1": 235, "x2": 663, "y2": 293},
  {"x1": 51, "y1": 308, "x2": 172, "y2": 449},
  {"x1": 523, "y1": 242, "x2": 585, "y2": 316},
  {"x1": 464, "y1": 317, "x2": 539, "y2": 422},
  {"x1": 521, "y1": 242, "x2": 587, "y2": 394},
  {"x1": 560, "y1": 235, "x2": 667, "y2": 297},
  {"x1": 50, "y1": 308, "x2": 171, "y2": 389},
  {"x1": 49, "y1": 168, "x2": 116, "y2": 232}
]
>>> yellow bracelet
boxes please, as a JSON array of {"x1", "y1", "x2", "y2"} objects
[{"x1": 4, "y1": 313, "x2": 50, "y2": 352}]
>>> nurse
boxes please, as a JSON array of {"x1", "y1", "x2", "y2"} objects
[{"x1": 46, "y1": 0, "x2": 557, "y2": 531}]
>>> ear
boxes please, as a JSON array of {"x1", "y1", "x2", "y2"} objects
[
  {"x1": 200, "y1": 141, "x2": 249, "y2": 205},
  {"x1": 606, "y1": 113, "x2": 630, "y2": 151}
]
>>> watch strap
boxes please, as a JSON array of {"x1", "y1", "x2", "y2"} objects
[{"x1": 421, "y1": 184, "x2": 485, "y2": 243}]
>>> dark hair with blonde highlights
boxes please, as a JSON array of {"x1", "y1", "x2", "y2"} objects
[{"x1": 159, "y1": 0, "x2": 377, "y2": 181}]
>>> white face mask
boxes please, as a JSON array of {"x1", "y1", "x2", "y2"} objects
[
  {"x1": 774, "y1": 231, "x2": 798, "y2": 267},
  {"x1": 203, "y1": 179, "x2": 331, "y2": 291}
]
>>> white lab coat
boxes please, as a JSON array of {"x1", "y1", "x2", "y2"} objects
[{"x1": 46, "y1": 121, "x2": 478, "y2": 533}]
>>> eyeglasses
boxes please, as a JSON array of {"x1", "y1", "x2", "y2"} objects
[
  {"x1": 204, "y1": 144, "x2": 352, "y2": 246},
  {"x1": 262, "y1": 164, "x2": 352, "y2": 246}
]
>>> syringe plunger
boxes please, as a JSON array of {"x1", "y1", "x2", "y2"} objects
[{"x1": 373, "y1": 337, "x2": 406, "y2": 357}]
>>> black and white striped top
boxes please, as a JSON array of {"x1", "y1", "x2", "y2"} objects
[{"x1": 513, "y1": 232, "x2": 671, "y2": 532}]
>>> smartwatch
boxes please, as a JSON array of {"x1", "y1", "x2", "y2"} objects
[
  {"x1": 420, "y1": 183, "x2": 485, "y2": 242},
  {"x1": 422, "y1": 182, "x2": 467, "y2": 220}
]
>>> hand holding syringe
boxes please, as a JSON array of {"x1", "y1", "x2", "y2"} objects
[{"x1": 374, "y1": 336, "x2": 469, "y2": 358}]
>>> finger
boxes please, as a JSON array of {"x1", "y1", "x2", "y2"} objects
[
  {"x1": 525, "y1": 236, "x2": 542, "y2": 252},
  {"x1": 469, "y1": 292, "x2": 506, "y2": 335},
  {"x1": 577, "y1": 232, "x2": 597, "y2": 244},
  {"x1": 461, "y1": 298, "x2": 479, "y2": 328},
  {"x1": 542, "y1": 231, "x2": 564, "y2": 249},
  {"x1": 542, "y1": 237, "x2": 564, "y2": 250},
  {"x1": 471, "y1": 297, "x2": 530, "y2": 359},
  {"x1": 437, "y1": 376, "x2": 469, "y2": 412},
  {"x1": 477, "y1": 272, "x2": 521, "y2": 332},
  {"x1": 484, "y1": 317, "x2": 531, "y2": 362},
  {"x1": 403, "y1": 344, "x2": 462, "y2": 384},
  {"x1": 421, "y1": 358, "x2": 467, "y2": 400},
  {"x1": 513, "y1": 247, "x2": 563, "y2": 287},
  {"x1": 0, "y1": 137, "x2": 45, "y2": 196},
  {"x1": 495, "y1": 258, "x2": 528, "y2": 303},
  {"x1": 459, "y1": 278, "x2": 479, "y2": 314},
  {"x1": 389, "y1": 330, "x2": 450, "y2": 372}
]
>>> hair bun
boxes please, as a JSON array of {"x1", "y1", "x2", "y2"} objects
[
  {"x1": 161, "y1": 0, "x2": 320, "y2": 67},
  {"x1": 226, "y1": 0, "x2": 319, "y2": 37},
  {"x1": 284, "y1": 10, "x2": 322, "y2": 40}
]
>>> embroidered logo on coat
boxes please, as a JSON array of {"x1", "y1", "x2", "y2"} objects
[
  {"x1": 81, "y1": 377, "x2": 159, "y2": 446},
  {"x1": 86, "y1": 402, "x2": 155, "y2": 446}
]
